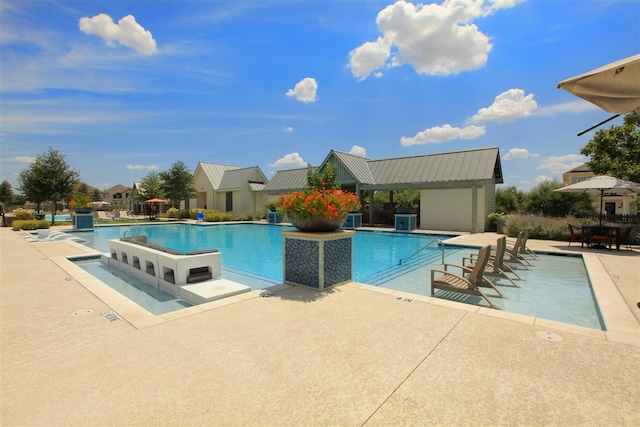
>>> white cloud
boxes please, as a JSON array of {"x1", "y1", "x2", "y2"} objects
[
  {"x1": 268, "y1": 152, "x2": 306, "y2": 168},
  {"x1": 535, "y1": 100, "x2": 598, "y2": 116},
  {"x1": 126, "y1": 164, "x2": 159, "y2": 171},
  {"x1": 285, "y1": 77, "x2": 318, "y2": 103},
  {"x1": 79, "y1": 14, "x2": 157, "y2": 54},
  {"x1": 536, "y1": 154, "x2": 587, "y2": 174},
  {"x1": 401, "y1": 124, "x2": 485, "y2": 146},
  {"x1": 503, "y1": 148, "x2": 540, "y2": 161},
  {"x1": 471, "y1": 89, "x2": 538, "y2": 123},
  {"x1": 283, "y1": 126, "x2": 294, "y2": 133},
  {"x1": 6, "y1": 156, "x2": 35, "y2": 163},
  {"x1": 349, "y1": 0, "x2": 521, "y2": 80},
  {"x1": 349, "y1": 145, "x2": 367, "y2": 157}
]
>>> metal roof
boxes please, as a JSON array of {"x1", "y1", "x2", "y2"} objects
[
  {"x1": 263, "y1": 147, "x2": 502, "y2": 193},
  {"x1": 218, "y1": 166, "x2": 265, "y2": 191},
  {"x1": 367, "y1": 147, "x2": 502, "y2": 187},
  {"x1": 196, "y1": 162, "x2": 240, "y2": 189},
  {"x1": 263, "y1": 167, "x2": 310, "y2": 192}
]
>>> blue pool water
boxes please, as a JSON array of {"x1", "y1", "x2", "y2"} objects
[
  {"x1": 71, "y1": 223, "x2": 603, "y2": 330},
  {"x1": 45, "y1": 214, "x2": 71, "y2": 221}
]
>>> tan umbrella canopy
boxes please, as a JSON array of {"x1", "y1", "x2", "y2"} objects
[
  {"x1": 555, "y1": 175, "x2": 640, "y2": 225},
  {"x1": 558, "y1": 54, "x2": 640, "y2": 115}
]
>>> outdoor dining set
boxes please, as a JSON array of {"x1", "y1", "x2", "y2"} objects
[{"x1": 567, "y1": 223, "x2": 634, "y2": 251}]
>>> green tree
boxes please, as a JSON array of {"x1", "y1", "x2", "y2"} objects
[
  {"x1": 159, "y1": 162, "x2": 195, "y2": 209},
  {"x1": 135, "y1": 171, "x2": 163, "y2": 202},
  {"x1": 17, "y1": 147, "x2": 79, "y2": 225},
  {"x1": 0, "y1": 180, "x2": 14, "y2": 210},
  {"x1": 91, "y1": 188, "x2": 102, "y2": 202},
  {"x1": 580, "y1": 108, "x2": 640, "y2": 182},
  {"x1": 524, "y1": 180, "x2": 595, "y2": 217},
  {"x1": 496, "y1": 186, "x2": 524, "y2": 213}
]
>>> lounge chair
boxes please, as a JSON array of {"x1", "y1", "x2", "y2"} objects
[
  {"x1": 430, "y1": 245, "x2": 499, "y2": 309},
  {"x1": 502, "y1": 231, "x2": 532, "y2": 268},
  {"x1": 96, "y1": 211, "x2": 113, "y2": 221},
  {"x1": 507, "y1": 228, "x2": 536, "y2": 260},
  {"x1": 463, "y1": 237, "x2": 519, "y2": 287}
]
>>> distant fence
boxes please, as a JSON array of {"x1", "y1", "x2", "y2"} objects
[{"x1": 584, "y1": 214, "x2": 639, "y2": 224}]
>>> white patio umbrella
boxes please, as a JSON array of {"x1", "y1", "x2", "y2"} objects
[
  {"x1": 557, "y1": 54, "x2": 640, "y2": 135},
  {"x1": 555, "y1": 175, "x2": 640, "y2": 225}
]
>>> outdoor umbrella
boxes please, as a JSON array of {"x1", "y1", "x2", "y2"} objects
[
  {"x1": 144, "y1": 198, "x2": 166, "y2": 203},
  {"x1": 557, "y1": 54, "x2": 640, "y2": 135},
  {"x1": 555, "y1": 175, "x2": 640, "y2": 225}
]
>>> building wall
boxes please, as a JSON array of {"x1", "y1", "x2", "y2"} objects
[{"x1": 419, "y1": 186, "x2": 486, "y2": 232}]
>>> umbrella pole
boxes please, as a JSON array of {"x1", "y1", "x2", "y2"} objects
[
  {"x1": 577, "y1": 114, "x2": 619, "y2": 136},
  {"x1": 599, "y1": 189, "x2": 604, "y2": 226}
]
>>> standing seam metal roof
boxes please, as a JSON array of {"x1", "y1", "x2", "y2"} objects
[{"x1": 218, "y1": 166, "x2": 265, "y2": 191}]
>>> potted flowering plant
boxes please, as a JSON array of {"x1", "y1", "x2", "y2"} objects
[
  {"x1": 277, "y1": 164, "x2": 361, "y2": 232},
  {"x1": 69, "y1": 193, "x2": 93, "y2": 213}
]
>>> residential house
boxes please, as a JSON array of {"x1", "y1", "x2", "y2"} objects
[
  {"x1": 562, "y1": 163, "x2": 637, "y2": 216},
  {"x1": 103, "y1": 184, "x2": 133, "y2": 212}
]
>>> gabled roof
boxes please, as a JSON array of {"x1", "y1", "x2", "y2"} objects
[
  {"x1": 263, "y1": 167, "x2": 310, "y2": 192},
  {"x1": 105, "y1": 184, "x2": 131, "y2": 196},
  {"x1": 196, "y1": 162, "x2": 240, "y2": 189},
  {"x1": 218, "y1": 166, "x2": 266, "y2": 191},
  {"x1": 263, "y1": 147, "x2": 503, "y2": 193},
  {"x1": 324, "y1": 150, "x2": 376, "y2": 184},
  {"x1": 565, "y1": 163, "x2": 592, "y2": 174}
]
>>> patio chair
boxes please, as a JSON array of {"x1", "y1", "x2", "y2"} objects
[
  {"x1": 588, "y1": 226, "x2": 612, "y2": 250},
  {"x1": 431, "y1": 245, "x2": 500, "y2": 309},
  {"x1": 96, "y1": 211, "x2": 112, "y2": 221},
  {"x1": 463, "y1": 237, "x2": 519, "y2": 287},
  {"x1": 618, "y1": 226, "x2": 634, "y2": 250},
  {"x1": 567, "y1": 224, "x2": 583, "y2": 246}
]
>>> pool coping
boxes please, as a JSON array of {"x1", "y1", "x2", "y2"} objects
[{"x1": 53, "y1": 233, "x2": 638, "y2": 347}]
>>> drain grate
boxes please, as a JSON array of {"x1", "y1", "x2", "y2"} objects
[
  {"x1": 535, "y1": 331, "x2": 563, "y2": 342},
  {"x1": 395, "y1": 296, "x2": 413, "y2": 303},
  {"x1": 101, "y1": 311, "x2": 121, "y2": 323}
]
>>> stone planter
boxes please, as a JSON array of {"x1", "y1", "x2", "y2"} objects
[{"x1": 288, "y1": 214, "x2": 346, "y2": 232}]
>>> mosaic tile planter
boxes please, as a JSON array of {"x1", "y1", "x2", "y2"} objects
[
  {"x1": 73, "y1": 213, "x2": 94, "y2": 230},
  {"x1": 343, "y1": 213, "x2": 362, "y2": 229},
  {"x1": 394, "y1": 213, "x2": 417, "y2": 231},
  {"x1": 283, "y1": 230, "x2": 354, "y2": 291}
]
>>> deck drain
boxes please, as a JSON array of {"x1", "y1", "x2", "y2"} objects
[
  {"x1": 101, "y1": 311, "x2": 121, "y2": 323},
  {"x1": 71, "y1": 309, "x2": 93, "y2": 317},
  {"x1": 65, "y1": 277, "x2": 74, "y2": 281},
  {"x1": 535, "y1": 331, "x2": 563, "y2": 342},
  {"x1": 260, "y1": 292, "x2": 275, "y2": 298},
  {"x1": 394, "y1": 297, "x2": 413, "y2": 303}
]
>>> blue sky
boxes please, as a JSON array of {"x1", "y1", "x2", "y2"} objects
[{"x1": 1, "y1": 0, "x2": 638, "y2": 193}]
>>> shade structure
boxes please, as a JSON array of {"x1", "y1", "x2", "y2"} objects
[
  {"x1": 555, "y1": 175, "x2": 640, "y2": 225},
  {"x1": 144, "y1": 198, "x2": 166, "y2": 203},
  {"x1": 90, "y1": 201, "x2": 110, "y2": 206},
  {"x1": 557, "y1": 54, "x2": 640, "y2": 115}
]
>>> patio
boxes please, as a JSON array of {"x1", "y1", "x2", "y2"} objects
[{"x1": 1, "y1": 226, "x2": 638, "y2": 425}]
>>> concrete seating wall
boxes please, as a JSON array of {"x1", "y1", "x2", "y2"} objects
[{"x1": 107, "y1": 237, "x2": 221, "y2": 296}]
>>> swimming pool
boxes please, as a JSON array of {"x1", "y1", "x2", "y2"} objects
[
  {"x1": 73, "y1": 223, "x2": 603, "y2": 330},
  {"x1": 45, "y1": 214, "x2": 71, "y2": 221}
]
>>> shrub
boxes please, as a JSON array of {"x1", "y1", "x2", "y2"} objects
[
  {"x1": 487, "y1": 212, "x2": 507, "y2": 231},
  {"x1": 203, "y1": 210, "x2": 234, "y2": 222},
  {"x1": 12, "y1": 220, "x2": 50, "y2": 230},
  {"x1": 166, "y1": 207, "x2": 180, "y2": 218},
  {"x1": 12, "y1": 208, "x2": 34, "y2": 220}
]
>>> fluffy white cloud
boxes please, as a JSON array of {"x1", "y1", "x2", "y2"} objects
[
  {"x1": 285, "y1": 77, "x2": 318, "y2": 103},
  {"x1": 349, "y1": 145, "x2": 367, "y2": 157},
  {"x1": 535, "y1": 175, "x2": 554, "y2": 183},
  {"x1": 401, "y1": 124, "x2": 485, "y2": 146},
  {"x1": 471, "y1": 89, "x2": 537, "y2": 123},
  {"x1": 503, "y1": 148, "x2": 540, "y2": 161},
  {"x1": 349, "y1": 0, "x2": 520, "y2": 80},
  {"x1": 268, "y1": 152, "x2": 306, "y2": 168},
  {"x1": 79, "y1": 14, "x2": 157, "y2": 54},
  {"x1": 6, "y1": 156, "x2": 35, "y2": 163},
  {"x1": 283, "y1": 126, "x2": 294, "y2": 133},
  {"x1": 536, "y1": 154, "x2": 587, "y2": 174},
  {"x1": 126, "y1": 164, "x2": 158, "y2": 171}
]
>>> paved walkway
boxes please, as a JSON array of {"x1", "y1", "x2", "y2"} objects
[{"x1": 1, "y1": 226, "x2": 638, "y2": 426}]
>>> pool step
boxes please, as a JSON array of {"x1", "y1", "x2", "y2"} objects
[{"x1": 179, "y1": 279, "x2": 251, "y2": 305}]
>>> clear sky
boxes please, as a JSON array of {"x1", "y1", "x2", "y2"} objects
[{"x1": 1, "y1": 0, "x2": 638, "y2": 193}]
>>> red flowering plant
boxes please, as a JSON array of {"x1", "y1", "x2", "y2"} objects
[{"x1": 277, "y1": 164, "x2": 361, "y2": 220}]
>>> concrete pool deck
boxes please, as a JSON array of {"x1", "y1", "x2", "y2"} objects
[{"x1": 1, "y1": 225, "x2": 638, "y2": 425}]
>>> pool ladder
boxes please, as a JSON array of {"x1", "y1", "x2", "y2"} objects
[{"x1": 398, "y1": 239, "x2": 444, "y2": 265}]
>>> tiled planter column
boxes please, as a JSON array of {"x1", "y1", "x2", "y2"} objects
[
  {"x1": 73, "y1": 213, "x2": 94, "y2": 230},
  {"x1": 283, "y1": 230, "x2": 354, "y2": 291}
]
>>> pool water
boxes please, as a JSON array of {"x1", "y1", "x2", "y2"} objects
[
  {"x1": 45, "y1": 214, "x2": 71, "y2": 221},
  {"x1": 72, "y1": 223, "x2": 603, "y2": 330}
]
